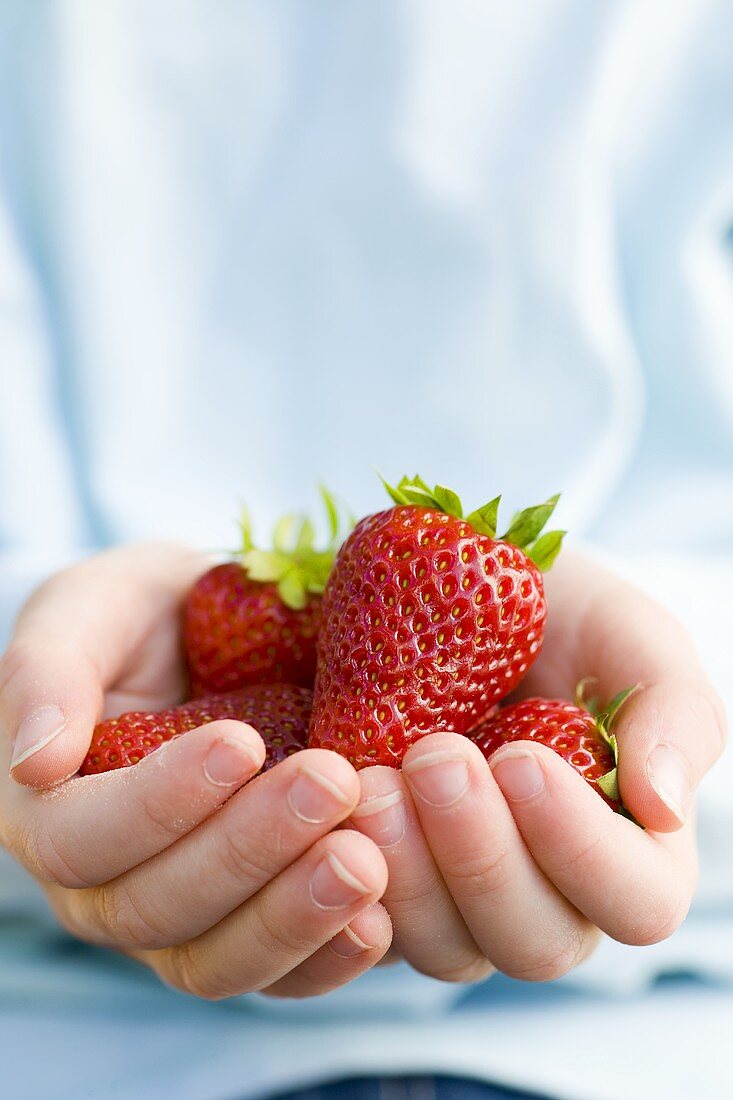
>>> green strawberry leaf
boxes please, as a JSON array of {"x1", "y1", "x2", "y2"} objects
[
  {"x1": 399, "y1": 485, "x2": 439, "y2": 508},
  {"x1": 573, "y1": 680, "x2": 644, "y2": 826},
  {"x1": 378, "y1": 477, "x2": 565, "y2": 567},
  {"x1": 235, "y1": 487, "x2": 352, "y2": 609},
  {"x1": 306, "y1": 550, "x2": 335, "y2": 592},
  {"x1": 594, "y1": 770, "x2": 616, "y2": 805},
  {"x1": 239, "y1": 507, "x2": 254, "y2": 553},
  {"x1": 597, "y1": 727, "x2": 619, "y2": 759},
  {"x1": 396, "y1": 476, "x2": 442, "y2": 509},
  {"x1": 320, "y1": 484, "x2": 340, "y2": 543},
  {"x1": 241, "y1": 549, "x2": 293, "y2": 583},
  {"x1": 527, "y1": 529, "x2": 565, "y2": 571},
  {"x1": 601, "y1": 684, "x2": 641, "y2": 726},
  {"x1": 410, "y1": 474, "x2": 432, "y2": 493},
  {"x1": 597, "y1": 766, "x2": 620, "y2": 803},
  {"x1": 466, "y1": 496, "x2": 501, "y2": 538},
  {"x1": 597, "y1": 758, "x2": 642, "y2": 825},
  {"x1": 432, "y1": 484, "x2": 463, "y2": 517},
  {"x1": 277, "y1": 569, "x2": 308, "y2": 611},
  {"x1": 575, "y1": 676, "x2": 601, "y2": 715},
  {"x1": 295, "y1": 516, "x2": 316, "y2": 555},
  {"x1": 272, "y1": 513, "x2": 299, "y2": 553},
  {"x1": 380, "y1": 474, "x2": 410, "y2": 506},
  {"x1": 383, "y1": 475, "x2": 466, "y2": 516},
  {"x1": 501, "y1": 493, "x2": 560, "y2": 548}
]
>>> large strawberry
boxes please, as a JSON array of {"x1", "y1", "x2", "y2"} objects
[
  {"x1": 308, "y1": 475, "x2": 564, "y2": 768},
  {"x1": 183, "y1": 490, "x2": 345, "y2": 694},
  {"x1": 471, "y1": 685, "x2": 636, "y2": 814},
  {"x1": 79, "y1": 683, "x2": 311, "y2": 776}
]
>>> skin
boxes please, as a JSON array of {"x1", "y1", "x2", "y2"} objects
[
  {"x1": 0, "y1": 543, "x2": 726, "y2": 997},
  {"x1": 349, "y1": 552, "x2": 728, "y2": 982}
]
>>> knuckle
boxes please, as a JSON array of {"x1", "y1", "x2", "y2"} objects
[
  {"x1": 385, "y1": 867, "x2": 443, "y2": 911},
  {"x1": 44, "y1": 887, "x2": 91, "y2": 942},
  {"x1": 446, "y1": 845, "x2": 514, "y2": 901},
  {"x1": 624, "y1": 891, "x2": 691, "y2": 947},
  {"x1": 503, "y1": 926, "x2": 591, "y2": 982},
  {"x1": 546, "y1": 831, "x2": 606, "y2": 881},
  {"x1": 260, "y1": 968, "x2": 331, "y2": 1002},
  {"x1": 136, "y1": 788, "x2": 195, "y2": 848},
  {"x1": 249, "y1": 900, "x2": 305, "y2": 962},
  {"x1": 94, "y1": 883, "x2": 171, "y2": 950},
  {"x1": 165, "y1": 942, "x2": 230, "y2": 1001},
  {"x1": 17, "y1": 820, "x2": 91, "y2": 889},
  {"x1": 216, "y1": 825, "x2": 276, "y2": 889},
  {"x1": 422, "y1": 953, "x2": 496, "y2": 985}
]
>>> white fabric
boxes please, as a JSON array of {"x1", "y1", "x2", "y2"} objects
[{"x1": 0, "y1": 2, "x2": 732, "y2": 1098}]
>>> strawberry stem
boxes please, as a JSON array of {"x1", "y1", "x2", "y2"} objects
[
  {"x1": 236, "y1": 487, "x2": 351, "y2": 610},
  {"x1": 575, "y1": 681, "x2": 643, "y2": 826},
  {"x1": 380, "y1": 474, "x2": 565, "y2": 570}
]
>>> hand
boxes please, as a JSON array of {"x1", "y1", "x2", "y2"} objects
[
  {"x1": 348, "y1": 550, "x2": 727, "y2": 983},
  {"x1": 0, "y1": 543, "x2": 391, "y2": 999}
]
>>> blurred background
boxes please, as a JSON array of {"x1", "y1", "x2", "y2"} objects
[{"x1": 0, "y1": 1, "x2": 732, "y2": 1097}]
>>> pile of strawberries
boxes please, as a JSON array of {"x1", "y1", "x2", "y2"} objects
[{"x1": 80, "y1": 477, "x2": 631, "y2": 814}]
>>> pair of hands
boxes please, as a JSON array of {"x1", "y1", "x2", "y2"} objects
[{"x1": 0, "y1": 543, "x2": 726, "y2": 999}]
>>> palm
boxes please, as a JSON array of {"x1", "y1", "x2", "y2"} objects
[
  {"x1": 517, "y1": 551, "x2": 633, "y2": 704},
  {"x1": 91, "y1": 543, "x2": 211, "y2": 720},
  {"x1": 102, "y1": 611, "x2": 188, "y2": 718}
]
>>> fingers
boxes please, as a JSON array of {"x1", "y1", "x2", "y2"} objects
[
  {"x1": 401, "y1": 734, "x2": 599, "y2": 982},
  {"x1": 53, "y1": 750, "x2": 361, "y2": 947},
  {"x1": 262, "y1": 903, "x2": 393, "y2": 999},
  {"x1": 613, "y1": 679, "x2": 727, "y2": 832},
  {"x1": 349, "y1": 765, "x2": 490, "y2": 982},
  {"x1": 528, "y1": 551, "x2": 727, "y2": 832},
  {"x1": 489, "y1": 740, "x2": 697, "y2": 945},
  {"x1": 48, "y1": 751, "x2": 386, "y2": 1002},
  {"x1": 140, "y1": 830, "x2": 388, "y2": 1000},
  {"x1": 0, "y1": 640, "x2": 102, "y2": 787},
  {"x1": 0, "y1": 542, "x2": 208, "y2": 787},
  {"x1": 3, "y1": 720, "x2": 265, "y2": 887}
]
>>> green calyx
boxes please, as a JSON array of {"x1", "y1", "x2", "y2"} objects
[
  {"x1": 576, "y1": 680, "x2": 642, "y2": 822},
  {"x1": 236, "y1": 486, "x2": 349, "y2": 611},
  {"x1": 380, "y1": 474, "x2": 565, "y2": 571}
]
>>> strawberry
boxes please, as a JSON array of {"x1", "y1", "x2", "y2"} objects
[
  {"x1": 308, "y1": 475, "x2": 564, "y2": 768},
  {"x1": 471, "y1": 685, "x2": 637, "y2": 813},
  {"x1": 183, "y1": 490, "x2": 345, "y2": 694},
  {"x1": 79, "y1": 683, "x2": 312, "y2": 776}
]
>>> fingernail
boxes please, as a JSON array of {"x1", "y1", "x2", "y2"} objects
[
  {"x1": 403, "y1": 750, "x2": 469, "y2": 807},
  {"x1": 310, "y1": 852, "x2": 370, "y2": 910},
  {"x1": 647, "y1": 743, "x2": 690, "y2": 823},
  {"x1": 351, "y1": 790, "x2": 407, "y2": 847},
  {"x1": 204, "y1": 737, "x2": 261, "y2": 787},
  {"x1": 11, "y1": 706, "x2": 66, "y2": 771},
  {"x1": 328, "y1": 923, "x2": 373, "y2": 958},
  {"x1": 288, "y1": 766, "x2": 352, "y2": 824},
  {"x1": 490, "y1": 747, "x2": 545, "y2": 801}
]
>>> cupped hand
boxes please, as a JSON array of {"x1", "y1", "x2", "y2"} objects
[
  {"x1": 349, "y1": 550, "x2": 727, "y2": 983},
  {"x1": 0, "y1": 543, "x2": 391, "y2": 999}
]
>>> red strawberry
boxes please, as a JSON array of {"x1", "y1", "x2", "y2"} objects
[
  {"x1": 184, "y1": 563, "x2": 322, "y2": 693},
  {"x1": 471, "y1": 685, "x2": 637, "y2": 813},
  {"x1": 183, "y1": 491, "x2": 345, "y2": 694},
  {"x1": 79, "y1": 683, "x2": 312, "y2": 776},
  {"x1": 308, "y1": 475, "x2": 564, "y2": 768}
]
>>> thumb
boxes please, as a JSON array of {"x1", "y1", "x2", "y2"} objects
[
  {"x1": 0, "y1": 637, "x2": 102, "y2": 787},
  {"x1": 616, "y1": 676, "x2": 727, "y2": 832},
  {"x1": 0, "y1": 543, "x2": 205, "y2": 789}
]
